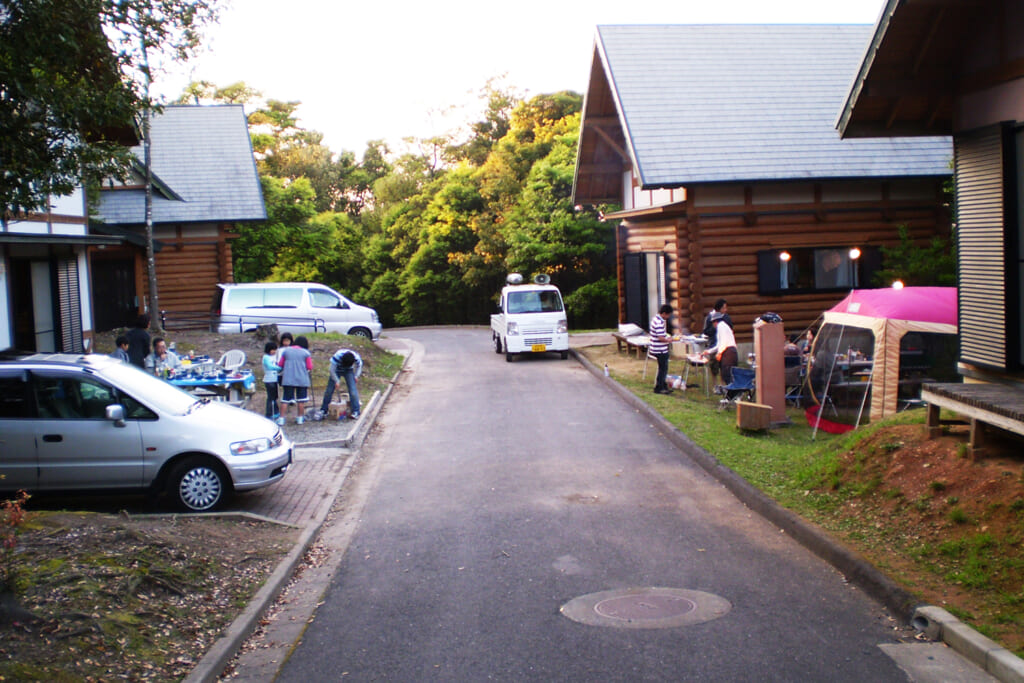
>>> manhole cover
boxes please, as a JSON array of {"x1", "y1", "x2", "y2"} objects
[{"x1": 561, "y1": 587, "x2": 731, "y2": 629}]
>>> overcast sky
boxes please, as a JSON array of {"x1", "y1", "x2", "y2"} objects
[{"x1": 155, "y1": 0, "x2": 886, "y2": 156}]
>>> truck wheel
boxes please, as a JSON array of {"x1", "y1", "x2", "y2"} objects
[
  {"x1": 494, "y1": 334, "x2": 503, "y2": 354},
  {"x1": 506, "y1": 351, "x2": 514, "y2": 362},
  {"x1": 561, "y1": 350, "x2": 569, "y2": 360}
]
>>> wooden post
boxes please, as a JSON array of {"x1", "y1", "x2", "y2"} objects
[
  {"x1": 926, "y1": 403, "x2": 942, "y2": 439},
  {"x1": 968, "y1": 419, "x2": 985, "y2": 461},
  {"x1": 753, "y1": 321, "x2": 788, "y2": 424}
]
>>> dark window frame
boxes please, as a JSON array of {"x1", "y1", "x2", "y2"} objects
[{"x1": 757, "y1": 245, "x2": 882, "y2": 296}]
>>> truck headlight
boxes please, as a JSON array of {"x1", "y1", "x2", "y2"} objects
[
  {"x1": 507, "y1": 322, "x2": 519, "y2": 336},
  {"x1": 230, "y1": 437, "x2": 273, "y2": 456},
  {"x1": 557, "y1": 319, "x2": 568, "y2": 334}
]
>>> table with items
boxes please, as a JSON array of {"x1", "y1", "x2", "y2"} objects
[{"x1": 166, "y1": 356, "x2": 255, "y2": 407}]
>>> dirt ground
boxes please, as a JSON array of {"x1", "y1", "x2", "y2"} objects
[{"x1": 0, "y1": 511, "x2": 298, "y2": 681}]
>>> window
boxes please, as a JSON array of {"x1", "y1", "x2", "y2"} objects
[
  {"x1": 263, "y1": 288, "x2": 302, "y2": 308},
  {"x1": 0, "y1": 372, "x2": 29, "y2": 418},
  {"x1": 507, "y1": 290, "x2": 563, "y2": 314},
  {"x1": 30, "y1": 373, "x2": 154, "y2": 420},
  {"x1": 757, "y1": 246, "x2": 880, "y2": 295},
  {"x1": 310, "y1": 289, "x2": 346, "y2": 309}
]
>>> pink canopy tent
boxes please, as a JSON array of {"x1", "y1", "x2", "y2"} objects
[{"x1": 817, "y1": 287, "x2": 957, "y2": 421}]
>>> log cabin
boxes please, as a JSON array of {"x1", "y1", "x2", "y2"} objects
[
  {"x1": 573, "y1": 24, "x2": 954, "y2": 344},
  {"x1": 90, "y1": 104, "x2": 265, "y2": 331},
  {"x1": 838, "y1": 0, "x2": 1024, "y2": 458}
]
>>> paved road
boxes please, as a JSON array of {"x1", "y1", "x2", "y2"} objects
[{"x1": 276, "y1": 327, "x2": 917, "y2": 681}]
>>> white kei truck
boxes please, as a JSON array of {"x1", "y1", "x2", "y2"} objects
[{"x1": 490, "y1": 274, "x2": 570, "y2": 362}]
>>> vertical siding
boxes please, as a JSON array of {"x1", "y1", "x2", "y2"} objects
[{"x1": 956, "y1": 129, "x2": 1007, "y2": 370}]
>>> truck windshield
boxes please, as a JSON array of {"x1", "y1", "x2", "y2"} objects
[{"x1": 507, "y1": 290, "x2": 563, "y2": 314}]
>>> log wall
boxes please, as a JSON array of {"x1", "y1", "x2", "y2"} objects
[{"x1": 617, "y1": 180, "x2": 951, "y2": 343}]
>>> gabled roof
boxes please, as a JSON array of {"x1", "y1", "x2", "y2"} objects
[
  {"x1": 838, "y1": 0, "x2": 1000, "y2": 139},
  {"x1": 95, "y1": 104, "x2": 265, "y2": 225},
  {"x1": 574, "y1": 24, "x2": 952, "y2": 204}
]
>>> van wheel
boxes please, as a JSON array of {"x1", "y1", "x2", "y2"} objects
[
  {"x1": 506, "y1": 351, "x2": 514, "y2": 362},
  {"x1": 167, "y1": 456, "x2": 229, "y2": 512},
  {"x1": 494, "y1": 335, "x2": 503, "y2": 354},
  {"x1": 349, "y1": 327, "x2": 372, "y2": 339},
  {"x1": 561, "y1": 350, "x2": 569, "y2": 360}
]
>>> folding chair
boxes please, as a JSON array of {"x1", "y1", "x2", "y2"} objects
[
  {"x1": 717, "y1": 367, "x2": 755, "y2": 410},
  {"x1": 784, "y1": 356, "x2": 804, "y2": 407}
]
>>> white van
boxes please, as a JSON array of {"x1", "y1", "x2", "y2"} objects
[{"x1": 212, "y1": 283, "x2": 382, "y2": 339}]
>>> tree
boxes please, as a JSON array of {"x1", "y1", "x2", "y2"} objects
[
  {"x1": 0, "y1": 0, "x2": 140, "y2": 220},
  {"x1": 872, "y1": 224, "x2": 957, "y2": 288}
]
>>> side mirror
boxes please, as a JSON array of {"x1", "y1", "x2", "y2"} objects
[{"x1": 105, "y1": 404, "x2": 127, "y2": 428}]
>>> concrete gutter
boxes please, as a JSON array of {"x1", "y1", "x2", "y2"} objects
[
  {"x1": 183, "y1": 355, "x2": 408, "y2": 683},
  {"x1": 571, "y1": 348, "x2": 1024, "y2": 683}
]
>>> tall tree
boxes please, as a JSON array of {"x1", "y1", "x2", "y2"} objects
[{"x1": 0, "y1": 0, "x2": 139, "y2": 220}]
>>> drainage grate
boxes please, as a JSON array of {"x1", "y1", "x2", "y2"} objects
[{"x1": 561, "y1": 587, "x2": 731, "y2": 629}]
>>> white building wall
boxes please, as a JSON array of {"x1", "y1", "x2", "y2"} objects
[{"x1": 0, "y1": 259, "x2": 11, "y2": 350}]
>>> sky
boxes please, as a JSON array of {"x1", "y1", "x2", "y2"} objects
[{"x1": 155, "y1": 0, "x2": 887, "y2": 157}]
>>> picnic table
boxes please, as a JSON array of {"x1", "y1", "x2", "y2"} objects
[{"x1": 167, "y1": 362, "x2": 256, "y2": 408}]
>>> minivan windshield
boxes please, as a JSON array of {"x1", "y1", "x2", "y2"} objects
[
  {"x1": 98, "y1": 362, "x2": 199, "y2": 415},
  {"x1": 507, "y1": 290, "x2": 563, "y2": 314}
]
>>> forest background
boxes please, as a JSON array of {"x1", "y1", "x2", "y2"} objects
[{"x1": 183, "y1": 81, "x2": 618, "y2": 329}]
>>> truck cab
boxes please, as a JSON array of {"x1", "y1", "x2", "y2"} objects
[{"x1": 491, "y1": 274, "x2": 569, "y2": 362}]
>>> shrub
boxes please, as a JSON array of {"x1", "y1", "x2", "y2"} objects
[{"x1": 1, "y1": 490, "x2": 30, "y2": 592}]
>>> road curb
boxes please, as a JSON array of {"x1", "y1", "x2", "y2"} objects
[
  {"x1": 184, "y1": 354, "x2": 410, "y2": 683},
  {"x1": 572, "y1": 348, "x2": 1024, "y2": 683}
]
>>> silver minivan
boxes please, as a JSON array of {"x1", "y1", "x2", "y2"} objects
[
  {"x1": 212, "y1": 282, "x2": 382, "y2": 339},
  {"x1": 0, "y1": 354, "x2": 292, "y2": 511}
]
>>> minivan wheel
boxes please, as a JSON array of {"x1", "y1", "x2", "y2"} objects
[
  {"x1": 349, "y1": 327, "x2": 372, "y2": 339},
  {"x1": 168, "y1": 457, "x2": 229, "y2": 512},
  {"x1": 494, "y1": 334, "x2": 503, "y2": 354}
]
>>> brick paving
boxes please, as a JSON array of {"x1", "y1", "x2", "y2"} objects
[{"x1": 230, "y1": 447, "x2": 350, "y2": 527}]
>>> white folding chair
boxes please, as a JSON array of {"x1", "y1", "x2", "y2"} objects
[{"x1": 641, "y1": 344, "x2": 658, "y2": 379}]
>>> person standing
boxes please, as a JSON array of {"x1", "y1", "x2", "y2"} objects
[
  {"x1": 319, "y1": 348, "x2": 363, "y2": 420},
  {"x1": 649, "y1": 303, "x2": 674, "y2": 395},
  {"x1": 702, "y1": 312, "x2": 738, "y2": 386},
  {"x1": 277, "y1": 335, "x2": 312, "y2": 425},
  {"x1": 702, "y1": 298, "x2": 732, "y2": 378},
  {"x1": 262, "y1": 341, "x2": 280, "y2": 421},
  {"x1": 125, "y1": 314, "x2": 150, "y2": 369}
]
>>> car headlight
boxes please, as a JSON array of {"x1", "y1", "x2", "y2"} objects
[
  {"x1": 557, "y1": 318, "x2": 568, "y2": 334},
  {"x1": 230, "y1": 437, "x2": 273, "y2": 456},
  {"x1": 507, "y1": 321, "x2": 519, "y2": 336}
]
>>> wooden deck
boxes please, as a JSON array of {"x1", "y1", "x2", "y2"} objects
[{"x1": 921, "y1": 382, "x2": 1024, "y2": 459}]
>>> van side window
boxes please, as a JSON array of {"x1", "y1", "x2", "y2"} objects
[
  {"x1": 264, "y1": 288, "x2": 302, "y2": 308},
  {"x1": 310, "y1": 289, "x2": 346, "y2": 309},
  {"x1": 230, "y1": 289, "x2": 263, "y2": 309}
]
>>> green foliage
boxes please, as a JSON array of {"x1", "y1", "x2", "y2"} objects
[
  {"x1": 872, "y1": 224, "x2": 957, "y2": 287},
  {"x1": 564, "y1": 277, "x2": 618, "y2": 329},
  {"x1": 223, "y1": 81, "x2": 617, "y2": 326}
]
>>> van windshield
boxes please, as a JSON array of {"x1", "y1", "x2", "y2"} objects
[{"x1": 507, "y1": 290, "x2": 563, "y2": 314}]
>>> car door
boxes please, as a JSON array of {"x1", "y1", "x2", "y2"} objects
[
  {"x1": 30, "y1": 370, "x2": 146, "y2": 490},
  {"x1": 308, "y1": 287, "x2": 352, "y2": 333},
  {"x1": 0, "y1": 369, "x2": 38, "y2": 490}
]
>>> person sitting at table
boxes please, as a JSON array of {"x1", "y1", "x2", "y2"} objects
[
  {"x1": 810, "y1": 339, "x2": 841, "y2": 400},
  {"x1": 798, "y1": 329, "x2": 814, "y2": 356},
  {"x1": 702, "y1": 312, "x2": 737, "y2": 387},
  {"x1": 145, "y1": 337, "x2": 182, "y2": 377}
]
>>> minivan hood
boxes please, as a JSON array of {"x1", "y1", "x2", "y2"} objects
[{"x1": 187, "y1": 400, "x2": 280, "y2": 440}]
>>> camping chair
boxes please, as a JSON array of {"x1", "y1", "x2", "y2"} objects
[
  {"x1": 717, "y1": 367, "x2": 755, "y2": 410},
  {"x1": 784, "y1": 355, "x2": 805, "y2": 407},
  {"x1": 217, "y1": 349, "x2": 247, "y2": 373}
]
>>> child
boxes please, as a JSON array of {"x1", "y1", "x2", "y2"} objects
[
  {"x1": 262, "y1": 341, "x2": 280, "y2": 422},
  {"x1": 276, "y1": 332, "x2": 292, "y2": 402},
  {"x1": 319, "y1": 348, "x2": 362, "y2": 420},
  {"x1": 110, "y1": 335, "x2": 131, "y2": 363},
  {"x1": 277, "y1": 335, "x2": 312, "y2": 425}
]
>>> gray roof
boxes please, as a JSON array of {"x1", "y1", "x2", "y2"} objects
[
  {"x1": 95, "y1": 104, "x2": 265, "y2": 225},
  {"x1": 596, "y1": 25, "x2": 952, "y2": 187}
]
